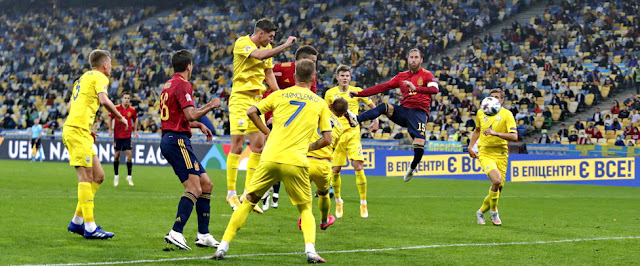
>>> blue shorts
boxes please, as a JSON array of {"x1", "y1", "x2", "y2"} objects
[
  {"x1": 160, "y1": 132, "x2": 206, "y2": 183},
  {"x1": 389, "y1": 105, "x2": 427, "y2": 140},
  {"x1": 114, "y1": 138, "x2": 132, "y2": 151}
]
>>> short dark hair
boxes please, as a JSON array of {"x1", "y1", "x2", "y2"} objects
[
  {"x1": 335, "y1": 64, "x2": 351, "y2": 76},
  {"x1": 255, "y1": 18, "x2": 278, "y2": 33},
  {"x1": 295, "y1": 45, "x2": 318, "y2": 60},
  {"x1": 89, "y1": 49, "x2": 110, "y2": 68},
  {"x1": 121, "y1": 91, "x2": 131, "y2": 98},
  {"x1": 407, "y1": 48, "x2": 423, "y2": 58},
  {"x1": 172, "y1": 49, "x2": 193, "y2": 72},
  {"x1": 332, "y1": 97, "x2": 349, "y2": 115},
  {"x1": 295, "y1": 59, "x2": 316, "y2": 83}
]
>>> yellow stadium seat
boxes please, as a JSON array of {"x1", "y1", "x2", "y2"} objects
[{"x1": 585, "y1": 94, "x2": 595, "y2": 106}]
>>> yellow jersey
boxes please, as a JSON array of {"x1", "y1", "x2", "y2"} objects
[
  {"x1": 324, "y1": 85, "x2": 372, "y2": 127},
  {"x1": 256, "y1": 86, "x2": 332, "y2": 167},
  {"x1": 232, "y1": 35, "x2": 274, "y2": 94},
  {"x1": 308, "y1": 112, "x2": 344, "y2": 160},
  {"x1": 475, "y1": 107, "x2": 517, "y2": 156},
  {"x1": 64, "y1": 70, "x2": 109, "y2": 131}
]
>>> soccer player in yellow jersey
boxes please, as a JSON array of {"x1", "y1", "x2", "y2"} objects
[
  {"x1": 226, "y1": 18, "x2": 297, "y2": 213},
  {"x1": 305, "y1": 97, "x2": 349, "y2": 230},
  {"x1": 64, "y1": 49, "x2": 128, "y2": 239},
  {"x1": 468, "y1": 89, "x2": 518, "y2": 226},
  {"x1": 324, "y1": 65, "x2": 379, "y2": 218},
  {"x1": 214, "y1": 59, "x2": 332, "y2": 263}
]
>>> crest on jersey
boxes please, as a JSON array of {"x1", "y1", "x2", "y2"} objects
[
  {"x1": 127, "y1": 113, "x2": 132, "y2": 117},
  {"x1": 164, "y1": 82, "x2": 172, "y2": 89},
  {"x1": 245, "y1": 46, "x2": 252, "y2": 52},
  {"x1": 417, "y1": 78, "x2": 424, "y2": 86}
]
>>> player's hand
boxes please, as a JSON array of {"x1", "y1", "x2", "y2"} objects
[
  {"x1": 484, "y1": 128, "x2": 498, "y2": 136},
  {"x1": 266, "y1": 117, "x2": 273, "y2": 126},
  {"x1": 370, "y1": 119, "x2": 380, "y2": 133},
  {"x1": 348, "y1": 91, "x2": 359, "y2": 98},
  {"x1": 108, "y1": 130, "x2": 112, "y2": 137},
  {"x1": 134, "y1": 132, "x2": 140, "y2": 138},
  {"x1": 119, "y1": 116, "x2": 129, "y2": 130},
  {"x1": 200, "y1": 125, "x2": 213, "y2": 142},
  {"x1": 90, "y1": 131, "x2": 98, "y2": 143},
  {"x1": 402, "y1": 80, "x2": 416, "y2": 90},
  {"x1": 468, "y1": 149, "x2": 478, "y2": 158},
  {"x1": 208, "y1": 98, "x2": 222, "y2": 109},
  {"x1": 285, "y1": 36, "x2": 297, "y2": 46}
]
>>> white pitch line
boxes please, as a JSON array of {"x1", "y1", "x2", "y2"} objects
[{"x1": 15, "y1": 236, "x2": 640, "y2": 266}]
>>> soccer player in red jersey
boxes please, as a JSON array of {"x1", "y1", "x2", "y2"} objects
[
  {"x1": 160, "y1": 50, "x2": 222, "y2": 250},
  {"x1": 108, "y1": 92, "x2": 138, "y2": 187},
  {"x1": 260, "y1": 45, "x2": 319, "y2": 210},
  {"x1": 348, "y1": 48, "x2": 440, "y2": 182}
]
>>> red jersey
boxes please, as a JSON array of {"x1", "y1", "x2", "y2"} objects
[
  {"x1": 356, "y1": 68, "x2": 438, "y2": 113},
  {"x1": 110, "y1": 104, "x2": 137, "y2": 139},
  {"x1": 160, "y1": 74, "x2": 195, "y2": 137},
  {"x1": 272, "y1": 61, "x2": 317, "y2": 93},
  {"x1": 265, "y1": 61, "x2": 318, "y2": 122}
]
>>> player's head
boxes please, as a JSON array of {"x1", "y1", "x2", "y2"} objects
[
  {"x1": 34, "y1": 118, "x2": 39, "y2": 125},
  {"x1": 295, "y1": 59, "x2": 316, "y2": 84},
  {"x1": 331, "y1": 97, "x2": 349, "y2": 117},
  {"x1": 490, "y1": 89, "x2": 505, "y2": 104},
  {"x1": 172, "y1": 49, "x2": 193, "y2": 80},
  {"x1": 407, "y1": 48, "x2": 423, "y2": 72},
  {"x1": 254, "y1": 18, "x2": 278, "y2": 47},
  {"x1": 121, "y1": 92, "x2": 131, "y2": 106},
  {"x1": 335, "y1": 65, "x2": 351, "y2": 88},
  {"x1": 89, "y1": 49, "x2": 112, "y2": 76},
  {"x1": 295, "y1": 45, "x2": 318, "y2": 63}
]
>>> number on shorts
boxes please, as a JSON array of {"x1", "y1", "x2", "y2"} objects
[
  {"x1": 417, "y1": 122, "x2": 426, "y2": 132},
  {"x1": 285, "y1": 100, "x2": 306, "y2": 127}
]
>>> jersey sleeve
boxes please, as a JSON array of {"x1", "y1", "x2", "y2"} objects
[
  {"x1": 506, "y1": 111, "x2": 517, "y2": 134},
  {"x1": 356, "y1": 88, "x2": 373, "y2": 105},
  {"x1": 358, "y1": 76, "x2": 399, "y2": 97},
  {"x1": 132, "y1": 109, "x2": 138, "y2": 122},
  {"x1": 318, "y1": 104, "x2": 332, "y2": 132},
  {"x1": 324, "y1": 89, "x2": 334, "y2": 105},
  {"x1": 234, "y1": 37, "x2": 256, "y2": 59},
  {"x1": 255, "y1": 91, "x2": 277, "y2": 115},
  {"x1": 265, "y1": 56, "x2": 274, "y2": 69},
  {"x1": 175, "y1": 83, "x2": 195, "y2": 109},
  {"x1": 95, "y1": 75, "x2": 109, "y2": 95},
  {"x1": 475, "y1": 112, "x2": 482, "y2": 130},
  {"x1": 415, "y1": 71, "x2": 439, "y2": 94}
]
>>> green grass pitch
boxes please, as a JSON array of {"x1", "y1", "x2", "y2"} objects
[{"x1": 0, "y1": 160, "x2": 638, "y2": 265}]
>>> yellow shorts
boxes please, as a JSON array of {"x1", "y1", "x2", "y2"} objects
[
  {"x1": 62, "y1": 126, "x2": 96, "y2": 167},
  {"x1": 332, "y1": 127, "x2": 364, "y2": 167},
  {"x1": 229, "y1": 92, "x2": 264, "y2": 135},
  {"x1": 308, "y1": 159, "x2": 332, "y2": 193},
  {"x1": 478, "y1": 154, "x2": 508, "y2": 184},
  {"x1": 247, "y1": 161, "x2": 311, "y2": 205}
]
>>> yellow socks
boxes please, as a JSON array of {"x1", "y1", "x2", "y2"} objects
[
  {"x1": 297, "y1": 202, "x2": 316, "y2": 245},
  {"x1": 245, "y1": 152, "x2": 261, "y2": 190},
  {"x1": 480, "y1": 194, "x2": 491, "y2": 213},
  {"x1": 221, "y1": 200, "x2": 254, "y2": 242},
  {"x1": 318, "y1": 193, "x2": 330, "y2": 222},
  {"x1": 78, "y1": 182, "x2": 95, "y2": 223},
  {"x1": 226, "y1": 153, "x2": 240, "y2": 192},
  {"x1": 355, "y1": 170, "x2": 367, "y2": 203},
  {"x1": 75, "y1": 182, "x2": 101, "y2": 218},
  {"x1": 489, "y1": 190, "x2": 500, "y2": 211},
  {"x1": 331, "y1": 172, "x2": 341, "y2": 200}
]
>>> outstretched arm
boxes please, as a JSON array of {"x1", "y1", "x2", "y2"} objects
[{"x1": 352, "y1": 78, "x2": 398, "y2": 97}]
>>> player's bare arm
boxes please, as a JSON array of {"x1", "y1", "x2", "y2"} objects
[
  {"x1": 189, "y1": 121, "x2": 213, "y2": 142},
  {"x1": 309, "y1": 131, "x2": 332, "y2": 152},
  {"x1": 99, "y1": 92, "x2": 128, "y2": 130},
  {"x1": 264, "y1": 68, "x2": 280, "y2": 91},
  {"x1": 183, "y1": 98, "x2": 221, "y2": 122},
  {"x1": 483, "y1": 129, "x2": 518, "y2": 142},
  {"x1": 246, "y1": 106, "x2": 271, "y2": 136},
  {"x1": 249, "y1": 36, "x2": 296, "y2": 60},
  {"x1": 468, "y1": 127, "x2": 481, "y2": 158}
]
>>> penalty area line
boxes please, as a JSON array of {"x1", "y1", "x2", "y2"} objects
[{"x1": 16, "y1": 236, "x2": 640, "y2": 266}]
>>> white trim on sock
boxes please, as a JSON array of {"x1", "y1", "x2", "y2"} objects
[
  {"x1": 305, "y1": 242, "x2": 316, "y2": 254},
  {"x1": 360, "y1": 200, "x2": 367, "y2": 205},
  {"x1": 72, "y1": 215, "x2": 84, "y2": 225},
  {"x1": 227, "y1": 191, "x2": 236, "y2": 198},
  {"x1": 218, "y1": 241, "x2": 230, "y2": 251},
  {"x1": 85, "y1": 222, "x2": 97, "y2": 232}
]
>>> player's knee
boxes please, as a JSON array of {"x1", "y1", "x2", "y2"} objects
[
  {"x1": 353, "y1": 161, "x2": 364, "y2": 171},
  {"x1": 200, "y1": 179, "x2": 213, "y2": 193},
  {"x1": 246, "y1": 192, "x2": 260, "y2": 203},
  {"x1": 413, "y1": 139, "x2": 426, "y2": 146},
  {"x1": 317, "y1": 189, "x2": 329, "y2": 196},
  {"x1": 250, "y1": 144, "x2": 264, "y2": 153},
  {"x1": 187, "y1": 187, "x2": 202, "y2": 197},
  {"x1": 332, "y1": 166, "x2": 342, "y2": 173}
]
